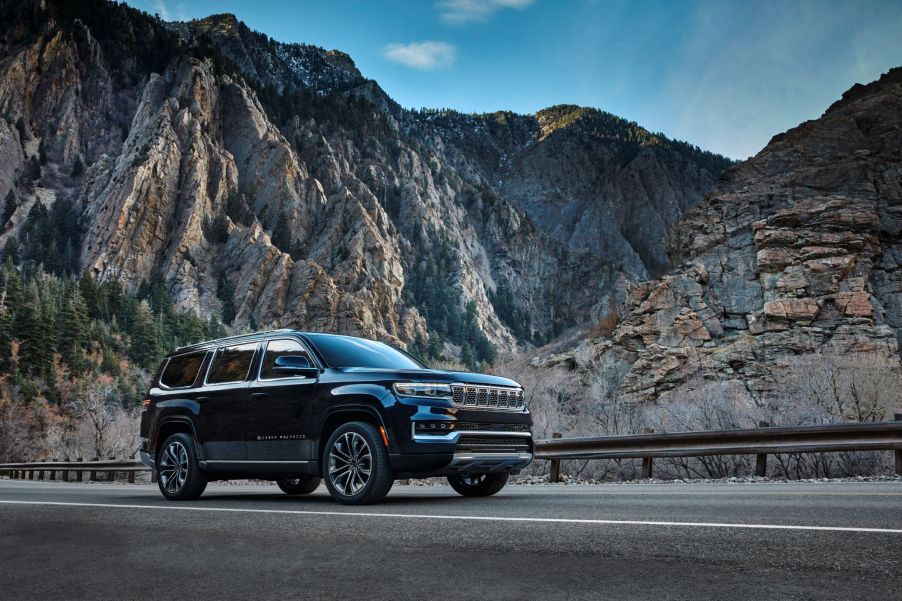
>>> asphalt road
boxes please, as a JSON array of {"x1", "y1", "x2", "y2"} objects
[{"x1": 1, "y1": 479, "x2": 900, "y2": 600}]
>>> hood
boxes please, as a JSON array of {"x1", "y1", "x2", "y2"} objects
[{"x1": 336, "y1": 368, "x2": 520, "y2": 388}]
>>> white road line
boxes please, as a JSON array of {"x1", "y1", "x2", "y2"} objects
[{"x1": 1, "y1": 499, "x2": 900, "y2": 534}]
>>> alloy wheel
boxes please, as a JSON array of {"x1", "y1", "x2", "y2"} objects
[
  {"x1": 159, "y1": 440, "x2": 189, "y2": 495},
  {"x1": 328, "y1": 431, "x2": 372, "y2": 496},
  {"x1": 458, "y1": 474, "x2": 487, "y2": 486}
]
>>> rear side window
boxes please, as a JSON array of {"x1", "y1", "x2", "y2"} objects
[
  {"x1": 160, "y1": 352, "x2": 207, "y2": 388},
  {"x1": 260, "y1": 339, "x2": 313, "y2": 379},
  {"x1": 207, "y1": 343, "x2": 257, "y2": 384}
]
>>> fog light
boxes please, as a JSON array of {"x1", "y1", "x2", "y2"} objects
[{"x1": 414, "y1": 421, "x2": 456, "y2": 434}]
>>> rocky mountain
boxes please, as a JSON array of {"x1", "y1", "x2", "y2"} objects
[
  {"x1": 0, "y1": 0, "x2": 730, "y2": 365},
  {"x1": 540, "y1": 67, "x2": 902, "y2": 407}
]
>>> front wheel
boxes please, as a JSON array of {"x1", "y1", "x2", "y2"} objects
[
  {"x1": 322, "y1": 422, "x2": 393, "y2": 505},
  {"x1": 277, "y1": 476, "x2": 321, "y2": 495},
  {"x1": 448, "y1": 473, "x2": 509, "y2": 497},
  {"x1": 156, "y1": 433, "x2": 207, "y2": 501}
]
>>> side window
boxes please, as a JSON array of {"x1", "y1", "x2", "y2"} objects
[
  {"x1": 260, "y1": 339, "x2": 313, "y2": 380},
  {"x1": 206, "y1": 343, "x2": 257, "y2": 385},
  {"x1": 160, "y1": 352, "x2": 207, "y2": 388}
]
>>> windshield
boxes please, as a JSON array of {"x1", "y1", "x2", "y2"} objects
[{"x1": 305, "y1": 334, "x2": 425, "y2": 370}]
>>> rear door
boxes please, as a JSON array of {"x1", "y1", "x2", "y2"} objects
[
  {"x1": 195, "y1": 342, "x2": 259, "y2": 462},
  {"x1": 246, "y1": 337, "x2": 318, "y2": 461}
]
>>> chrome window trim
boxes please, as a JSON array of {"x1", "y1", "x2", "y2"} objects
[
  {"x1": 203, "y1": 342, "x2": 261, "y2": 387},
  {"x1": 256, "y1": 337, "x2": 319, "y2": 383},
  {"x1": 157, "y1": 350, "x2": 211, "y2": 391}
]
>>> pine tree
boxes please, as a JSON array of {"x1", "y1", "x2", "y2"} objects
[
  {"x1": 217, "y1": 272, "x2": 237, "y2": 325},
  {"x1": 79, "y1": 271, "x2": 100, "y2": 319},
  {"x1": 57, "y1": 285, "x2": 90, "y2": 372},
  {"x1": 0, "y1": 258, "x2": 23, "y2": 314},
  {"x1": 101, "y1": 347, "x2": 121, "y2": 376},
  {"x1": 2, "y1": 237, "x2": 18, "y2": 263},
  {"x1": 129, "y1": 300, "x2": 161, "y2": 368},
  {"x1": 14, "y1": 283, "x2": 51, "y2": 376},
  {"x1": 0, "y1": 291, "x2": 12, "y2": 373},
  {"x1": 24, "y1": 156, "x2": 41, "y2": 188},
  {"x1": 2, "y1": 190, "x2": 15, "y2": 224},
  {"x1": 461, "y1": 342, "x2": 476, "y2": 371},
  {"x1": 428, "y1": 332, "x2": 443, "y2": 359},
  {"x1": 179, "y1": 311, "x2": 207, "y2": 346}
]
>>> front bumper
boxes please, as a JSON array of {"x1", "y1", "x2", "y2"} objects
[
  {"x1": 445, "y1": 451, "x2": 533, "y2": 473},
  {"x1": 390, "y1": 428, "x2": 534, "y2": 476}
]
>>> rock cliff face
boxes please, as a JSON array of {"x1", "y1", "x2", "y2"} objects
[
  {"x1": 541, "y1": 67, "x2": 902, "y2": 403},
  {"x1": 0, "y1": 0, "x2": 729, "y2": 357}
]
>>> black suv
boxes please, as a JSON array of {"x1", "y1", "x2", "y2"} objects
[{"x1": 139, "y1": 329, "x2": 533, "y2": 504}]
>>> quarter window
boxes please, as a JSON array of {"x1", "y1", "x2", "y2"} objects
[
  {"x1": 206, "y1": 343, "x2": 257, "y2": 384},
  {"x1": 160, "y1": 352, "x2": 207, "y2": 388},
  {"x1": 260, "y1": 339, "x2": 313, "y2": 380}
]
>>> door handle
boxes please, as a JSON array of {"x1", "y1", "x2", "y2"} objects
[
  {"x1": 195, "y1": 396, "x2": 210, "y2": 401},
  {"x1": 250, "y1": 392, "x2": 268, "y2": 399}
]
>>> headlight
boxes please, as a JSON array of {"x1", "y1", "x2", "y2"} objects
[{"x1": 393, "y1": 382, "x2": 452, "y2": 399}]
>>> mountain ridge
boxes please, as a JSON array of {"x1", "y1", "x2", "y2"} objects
[
  {"x1": 538, "y1": 65, "x2": 902, "y2": 412},
  {"x1": 0, "y1": 0, "x2": 730, "y2": 368}
]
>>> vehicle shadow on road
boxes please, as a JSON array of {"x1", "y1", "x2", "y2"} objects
[{"x1": 176, "y1": 488, "x2": 509, "y2": 507}]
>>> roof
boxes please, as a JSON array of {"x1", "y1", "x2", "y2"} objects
[{"x1": 171, "y1": 328, "x2": 302, "y2": 355}]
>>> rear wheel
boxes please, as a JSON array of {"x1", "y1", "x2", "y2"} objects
[
  {"x1": 276, "y1": 476, "x2": 321, "y2": 495},
  {"x1": 322, "y1": 421, "x2": 393, "y2": 505},
  {"x1": 156, "y1": 433, "x2": 207, "y2": 501},
  {"x1": 447, "y1": 473, "x2": 509, "y2": 497}
]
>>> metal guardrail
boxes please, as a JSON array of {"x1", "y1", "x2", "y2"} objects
[
  {"x1": 2, "y1": 416, "x2": 901, "y2": 484},
  {"x1": 0, "y1": 459, "x2": 146, "y2": 483},
  {"x1": 535, "y1": 415, "x2": 902, "y2": 481}
]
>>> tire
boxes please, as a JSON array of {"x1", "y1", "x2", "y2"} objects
[
  {"x1": 447, "y1": 473, "x2": 509, "y2": 497},
  {"x1": 276, "y1": 476, "x2": 321, "y2": 495},
  {"x1": 156, "y1": 433, "x2": 207, "y2": 501},
  {"x1": 322, "y1": 421, "x2": 393, "y2": 505}
]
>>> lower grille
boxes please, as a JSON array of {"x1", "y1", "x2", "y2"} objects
[
  {"x1": 454, "y1": 422, "x2": 531, "y2": 433},
  {"x1": 456, "y1": 436, "x2": 532, "y2": 453}
]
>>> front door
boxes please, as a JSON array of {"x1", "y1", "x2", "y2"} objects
[{"x1": 246, "y1": 337, "x2": 318, "y2": 461}]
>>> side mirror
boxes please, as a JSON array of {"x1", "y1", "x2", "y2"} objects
[{"x1": 273, "y1": 355, "x2": 319, "y2": 378}]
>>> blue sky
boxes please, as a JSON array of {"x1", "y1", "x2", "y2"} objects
[{"x1": 127, "y1": 0, "x2": 902, "y2": 159}]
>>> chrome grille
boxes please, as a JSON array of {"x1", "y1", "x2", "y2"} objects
[{"x1": 452, "y1": 384, "x2": 524, "y2": 410}]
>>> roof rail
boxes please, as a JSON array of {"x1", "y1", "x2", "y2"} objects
[{"x1": 174, "y1": 328, "x2": 298, "y2": 352}]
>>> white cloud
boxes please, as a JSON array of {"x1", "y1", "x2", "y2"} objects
[
  {"x1": 149, "y1": 0, "x2": 171, "y2": 20},
  {"x1": 383, "y1": 41, "x2": 457, "y2": 70},
  {"x1": 436, "y1": 0, "x2": 535, "y2": 25}
]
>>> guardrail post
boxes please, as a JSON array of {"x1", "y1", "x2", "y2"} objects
[
  {"x1": 90, "y1": 457, "x2": 98, "y2": 482},
  {"x1": 76, "y1": 458, "x2": 83, "y2": 482},
  {"x1": 49, "y1": 461, "x2": 55, "y2": 481},
  {"x1": 755, "y1": 421, "x2": 770, "y2": 477},
  {"x1": 895, "y1": 413, "x2": 902, "y2": 477},
  {"x1": 107, "y1": 457, "x2": 115, "y2": 482},
  {"x1": 641, "y1": 428, "x2": 654, "y2": 479},
  {"x1": 128, "y1": 469, "x2": 135, "y2": 484},
  {"x1": 549, "y1": 433, "x2": 563, "y2": 483}
]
